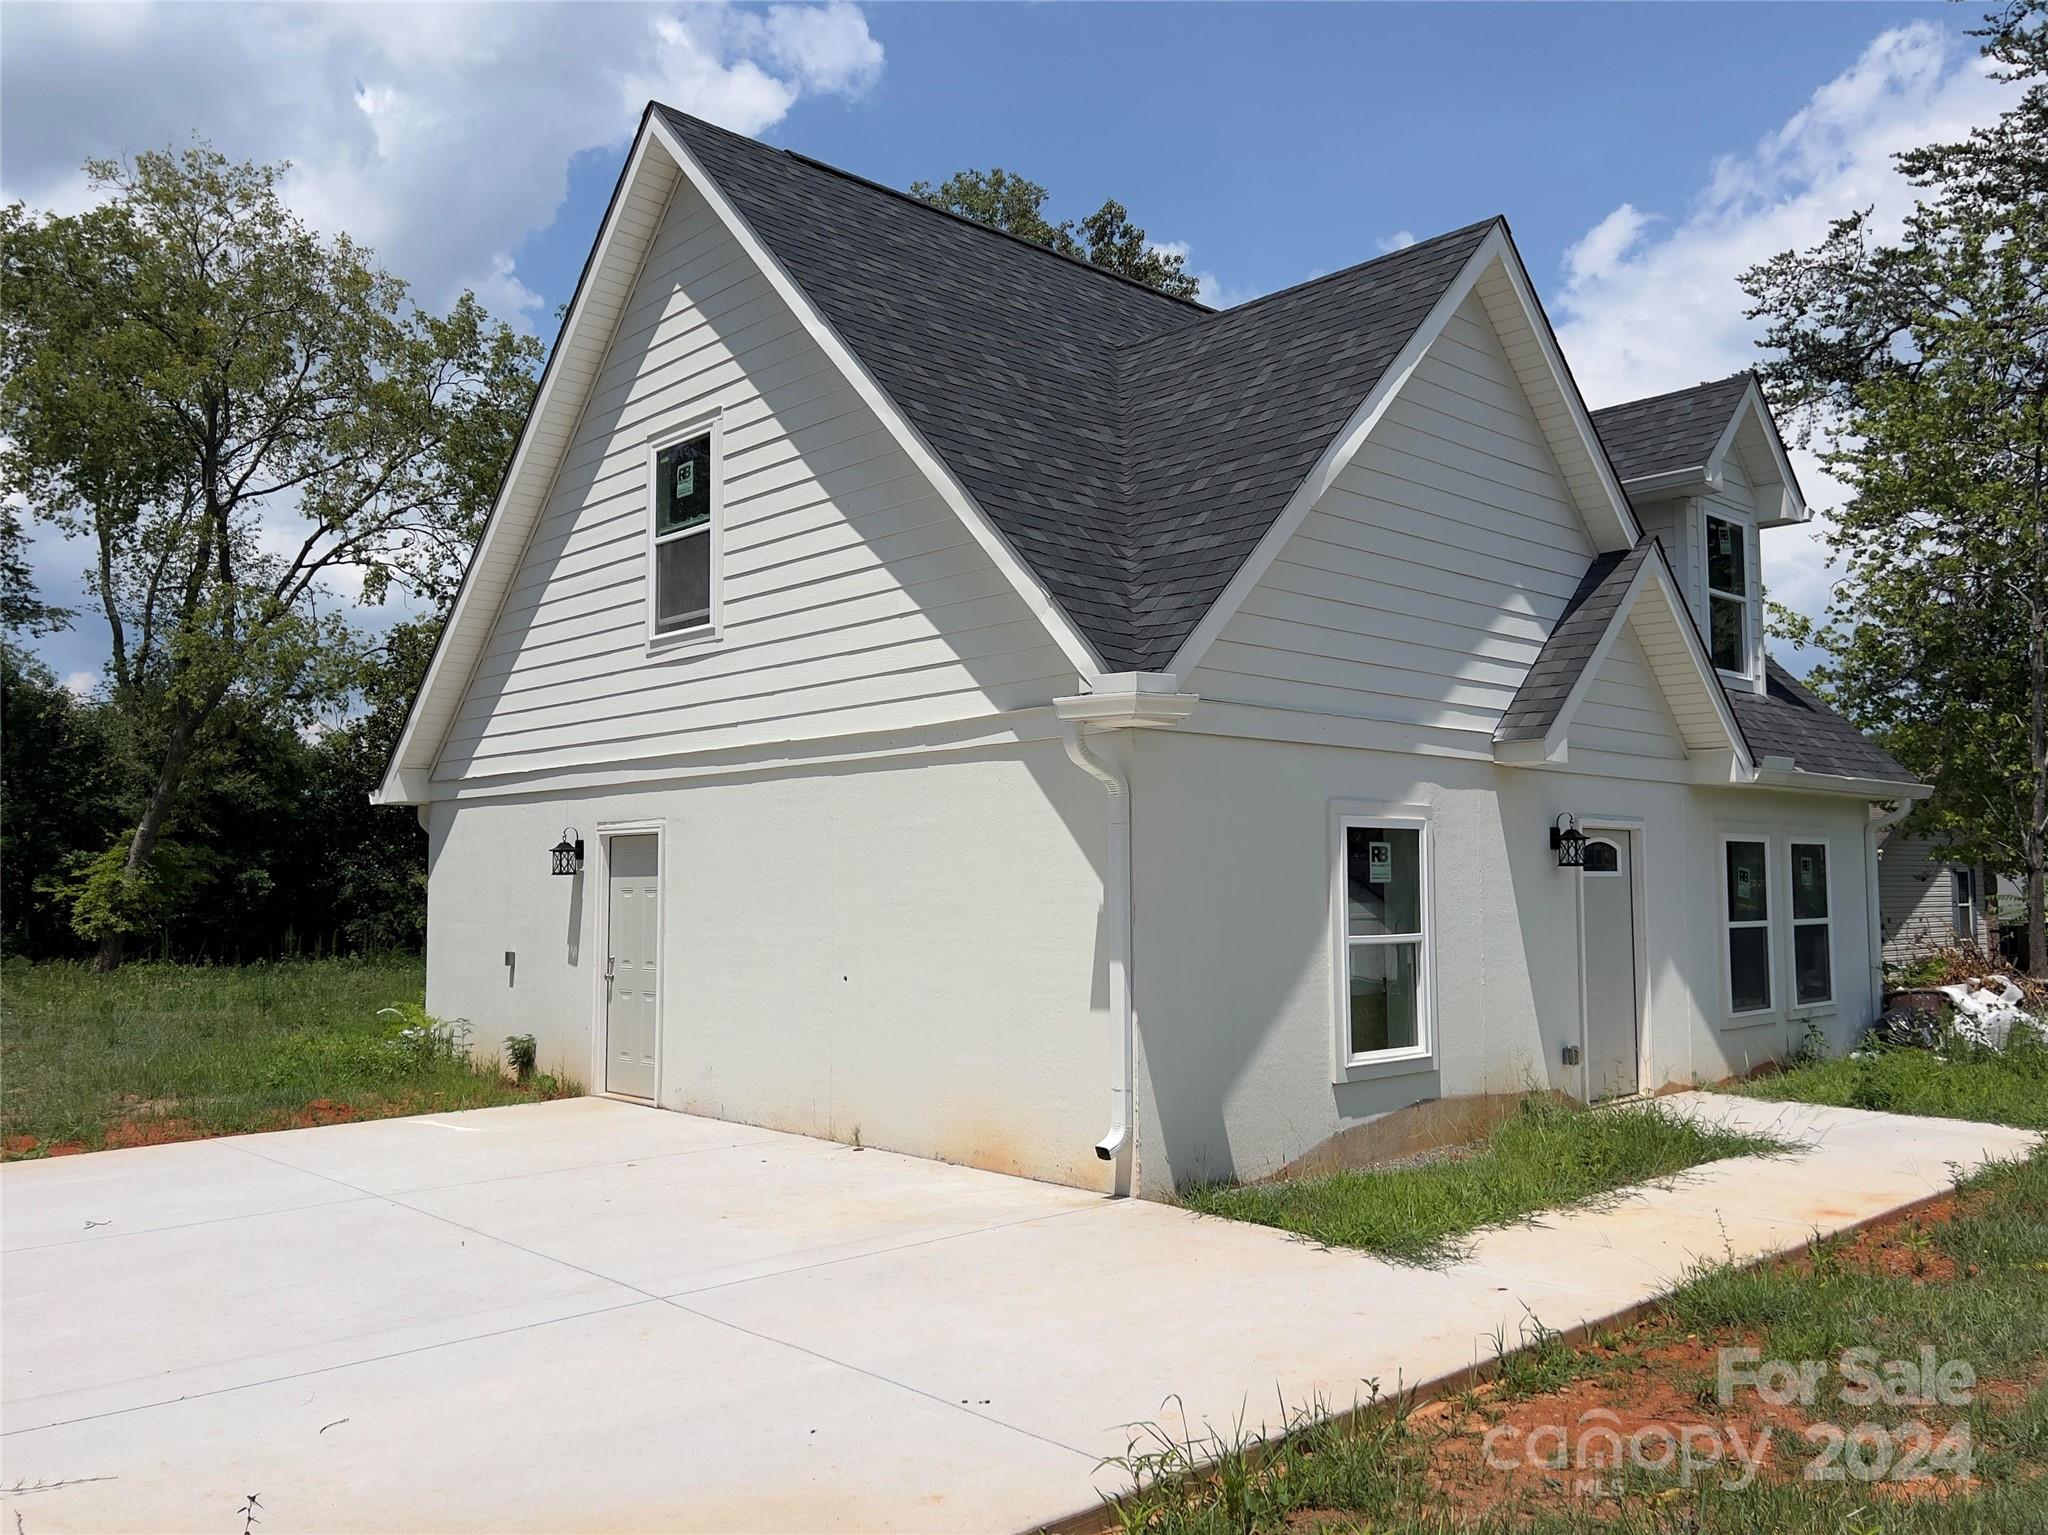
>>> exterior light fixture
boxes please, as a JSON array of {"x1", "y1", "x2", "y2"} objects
[
  {"x1": 550, "y1": 828, "x2": 585, "y2": 877},
  {"x1": 1550, "y1": 814, "x2": 1586, "y2": 870}
]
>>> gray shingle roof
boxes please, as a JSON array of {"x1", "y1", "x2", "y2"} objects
[
  {"x1": 1589, "y1": 375, "x2": 1753, "y2": 484},
  {"x1": 660, "y1": 107, "x2": 1491, "y2": 672},
  {"x1": 1732, "y1": 661, "x2": 1915, "y2": 783},
  {"x1": 1494, "y1": 545, "x2": 1645, "y2": 742}
]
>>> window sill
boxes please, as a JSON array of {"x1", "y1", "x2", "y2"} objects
[
  {"x1": 1721, "y1": 1010, "x2": 1781, "y2": 1031},
  {"x1": 1789, "y1": 1001, "x2": 1836, "y2": 1021},
  {"x1": 1332, "y1": 1049, "x2": 1437, "y2": 1086},
  {"x1": 646, "y1": 625, "x2": 722, "y2": 661}
]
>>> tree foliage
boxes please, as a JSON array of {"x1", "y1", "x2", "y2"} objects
[
  {"x1": 1744, "y1": 0, "x2": 2048, "y2": 973},
  {"x1": 910, "y1": 168, "x2": 1203, "y2": 299},
  {"x1": 0, "y1": 144, "x2": 538, "y2": 965}
]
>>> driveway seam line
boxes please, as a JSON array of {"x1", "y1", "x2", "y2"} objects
[
  {"x1": 221, "y1": 1139, "x2": 1106, "y2": 1463},
  {"x1": 0, "y1": 1296, "x2": 659, "y2": 1438}
]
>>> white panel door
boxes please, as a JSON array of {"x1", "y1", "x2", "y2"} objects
[
  {"x1": 605, "y1": 834, "x2": 660, "y2": 1099},
  {"x1": 1581, "y1": 834, "x2": 1641, "y2": 1100}
]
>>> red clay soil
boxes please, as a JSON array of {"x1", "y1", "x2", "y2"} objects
[{"x1": 1409, "y1": 1195, "x2": 1997, "y2": 1523}]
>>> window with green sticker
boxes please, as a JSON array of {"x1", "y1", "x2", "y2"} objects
[{"x1": 651, "y1": 430, "x2": 715, "y2": 636}]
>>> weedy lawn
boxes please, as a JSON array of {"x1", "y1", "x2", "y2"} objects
[
  {"x1": 1178, "y1": 1096, "x2": 1793, "y2": 1265},
  {"x1": 1727, "y1": 1024, "x2": 2048, "y2": 1130},
  {"x1": 0, "y1": 957, "x2": 575, "y2": 1158},
  {"x1": 1104, "y1": 1145, "x2": 2048, "y2": 1533}
]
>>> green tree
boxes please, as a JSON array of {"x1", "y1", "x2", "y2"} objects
[
  {"x1": 0, "y1": 648, "x2": 123, "y2": 955},
  {"x1": 910, "y1": 168, "x2": 1202, "y2": 299},
  {"x1": 0, "y1": 144, "x2": 540, "y2": 968},
  {"x1": 1744, "y1": 0, "x2": 2047, "y2": 975}
]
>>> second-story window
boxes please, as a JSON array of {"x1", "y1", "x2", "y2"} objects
[
  {"x1": 649, "y1": 422, "x2": 719, "y2": 642},
  {"x1": 1705, "y1": 514, "x2": 1748, "y2": 675},
  {"x1": 1703, "y1": 517, "x2": 1753, "y2": 671}
]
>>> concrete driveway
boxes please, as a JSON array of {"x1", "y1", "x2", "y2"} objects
[{"x1": 1, "y1": 1095, "x2": 2033, "y2": 1533}]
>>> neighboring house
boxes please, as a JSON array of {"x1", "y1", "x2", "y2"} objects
[
  {"x1": 377, "y1": 107, "x2": 1929, "y2": 1196},
  {"x1": 1878, "y1": 831, "x2": 1993, "y2": 963}
]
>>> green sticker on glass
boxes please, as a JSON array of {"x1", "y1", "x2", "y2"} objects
[{"x1": 675, "y1": 461, "x2": 696, "y2": 499}]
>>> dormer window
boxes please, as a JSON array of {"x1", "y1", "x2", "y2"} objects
[
  {"x1": 647, "y1": 417, "x2": 722, "y2": 646},
  {"x1": 1705, "y1": 513, "x2": 1749, "y2": 675}
]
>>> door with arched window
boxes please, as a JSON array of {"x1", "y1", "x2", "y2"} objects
[{"x1": 1580, "y1": 833, "x2": 1641, "y2": 1100}]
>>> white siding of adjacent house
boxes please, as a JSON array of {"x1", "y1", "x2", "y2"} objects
[
  {"x1": 1186, "y1": 292, "x2": 1595, "y2": 733},
  {"x1": 434, "y1": 176, "x2": 1074, "y2": 785},
  {"x1": 1880, "y1": 834, "x2": 1977, "y2": 959}
]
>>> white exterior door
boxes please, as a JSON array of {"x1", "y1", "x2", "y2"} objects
[
  {"x1": 1581, "y1": 834, "x2": 1640, "y2": 1100},
  {"x1": 605, "y1": 834, "x2": 660, "y2": 1099}
]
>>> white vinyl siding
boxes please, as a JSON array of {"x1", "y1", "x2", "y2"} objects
[
  {"x1": 1571, "y1": 627, "x2": 1687, "y2": 760},
  {"x1": 1879, "y1": 834, "x2": 1986, "y2": 961},
  {"x1": 436, "y1": 177, "x2": 1073, "y2": 783},
  {"x1": 1189, "y1": 291, "x2": 1595, "y2": 733}
]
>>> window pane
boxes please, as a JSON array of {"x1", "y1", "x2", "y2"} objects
[
  {"x1": 1349, "y1": 940, "x2": 1420, "y2": 1056},
  {"x1": 1710, "y1": 594, "x2": 1745, "y2": 672},
  {"x1": 1725, "y1": 841, "x2": 1768, "y2": 922},
  {"x1": 655, "y1": 532, "x2": 710, "y2": 631},
  {"x1": 1792, "y1": 844, "x2": 1828, "y2": 920},
  {"x1": 1581, "y1": 839, "x2": 1619, "y2": 874},
  {"x1": 1346, "y1": 826, "x2": 1420, "y2": 937},
  {"x1": 656, "y1": 435, "x2": 712, "y2": 536},
  {"x1": 1706, "y1": 516, "x2": 1744, "y2": 595},
  {"x1": 1729, "y1": 927, "x2": 1771, "y2": 1012},
  {"x1": 1794, "y1": 924, "x2": 1831, "y2": 1005}
]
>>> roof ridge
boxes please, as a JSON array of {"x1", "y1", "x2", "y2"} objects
[
  {"x1": 1590, "y1": 371, "x2": 1754, "y2": 415},
  {"x1": 1115, "y1": 217, "x2": 1503, "y2": 345},
  {"x1": 655, "y1": 105, "x2": 1214, "y2": 316}
]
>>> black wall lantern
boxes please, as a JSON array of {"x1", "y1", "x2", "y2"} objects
[
  {"x1": 1550, "y1": 813, "x2": 1586, "y2": 869},
  {"x1": 550, "y1": 828, "x2": 585, "y2": 877}
]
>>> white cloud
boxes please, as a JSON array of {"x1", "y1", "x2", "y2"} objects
[
  {"x1": 1150, "y1": 238, "x2": 1257, "y2": 309},
  {"x1": 1375, "y1": 230, "x2": 1416, "y2": 253},
  {"x1": 62, "y1": 671, "x2": 98, "y2": 698},
  {"x1": 0, "y1": 1, "x2": 886, "y2": 328},
  {"x1": 1549, "y1": 21, "x2": 2013, "y2": 660},
  {"x1": 1, "y1": 0, "x2": 884, "y2": 666}
]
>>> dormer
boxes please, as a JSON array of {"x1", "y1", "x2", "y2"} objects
[{"x1": 1589, "y1": 375, "x2": 1807, "y2": 696}]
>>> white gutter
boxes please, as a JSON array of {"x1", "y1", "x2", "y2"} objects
[
  {"x1": 1866, "y1": 799, "x2": 1915, "y2": 1021},
  {"x1": 1053, "y1": 673, "x2": 1197, "y2": 1182}
]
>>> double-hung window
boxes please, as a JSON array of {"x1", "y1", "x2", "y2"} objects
[
  {"x1": 1705, "y1": 514, "x2": 1749, "y2": 676},
  {"x1": 1337, "y1": 818, "x2": 1430, "y2": 1066},
  {"x1": 1723, "y1": 836, "x2": 1772, "y2": 1015},
  {"x1": 1952, "y1": 868, "x2": 1977, "y2": 940},
  {"x1": 648, "y1": 419, "x2": 720, "y2": 643},
  {"x1": 1789, "y1": 841, "x2": 1833, "y2": 1007}
]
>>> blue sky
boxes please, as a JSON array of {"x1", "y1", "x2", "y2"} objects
[{"x1": 0, "y1": 2, "x2": 2014, "y2": 689}]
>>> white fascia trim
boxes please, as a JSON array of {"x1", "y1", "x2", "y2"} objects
[
  {"x1": 1751, "y1": 765, "x2": 1934, "y2": 801},
  {"x1": 645, "y1": 114, "x2": 1105, "y2": 683},
  {"x1": 1482, "y1": 236, "x2": 1642, "y2": 552},
  {"x1": 376, "y1": 124, "x2": 669, "y2": 807},
  {"x1": 1166, "y1": 224, "x2": 1640, "y2": 678},
  {"x1": 1713, "y1": 381, "x2": 1808, "y2": 527},
  {"x1": 1533, "y1": 544, "x2": 1751, "y2": 773},
  {"x1": 1053, "y1": 671, "x2": 1197, "y2": 728}
]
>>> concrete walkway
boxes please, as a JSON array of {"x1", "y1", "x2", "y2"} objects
[{"x1": 0, "y1": 1094, "x2": 2032, "y2": 1533}]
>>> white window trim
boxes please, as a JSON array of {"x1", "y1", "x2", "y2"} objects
[
  {"x1": 1719, "y1": 831, "x2": 1777, "y2": 1024},
  {"x1": 1703, "y1": 510, "x2": 1753, "y2": 682},
  {"x1": 645, "y1": 412, "x2": 724, "y2": 655},
  {"x1": 1329, "y1": 802, "x2": 1436, "y2": 1083},
  {"x1": 1952, "y1": 867, "x2": 1977, "y2": 940},
  {"x1": 1788, "y1": 837, "x2": 1836, "y2": 1013}
]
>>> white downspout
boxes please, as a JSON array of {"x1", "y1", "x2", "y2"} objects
[
  {"x1": 1061, "y1": 720, "x2": 1133, "y2": 1167},
  {"x1": 1866, "y1": 800, "x2": 1913, "y2": 1022}
]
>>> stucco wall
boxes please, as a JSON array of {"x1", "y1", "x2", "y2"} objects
[
  {"x1": 424, "y1": 733, "x2": 1115, "y2": 1191},
  {"x1": 1126, "y1": 726, "x2": 1877, "y2": 1194}
]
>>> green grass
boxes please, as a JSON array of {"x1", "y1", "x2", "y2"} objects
[
  {"x1": 1726, "y1": 1025, "x2": 2048, "y2": 1130},
  {"x1": 1178, "y1": 1096, "x2": 1793, "y2": 1266},
  {"x1": 0, "y1": 956, "x2": 576, "y2": 1156},
  {"x1": 1105, "y1": 1146, "x2": 2048, "y2": 1534}
]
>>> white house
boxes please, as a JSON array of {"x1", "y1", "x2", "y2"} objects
[
  {"x1": 377, "y1": 107, "x2": 1928, "y2": 1196},
  {"x1": 1878, "y1": 830, "x2": 1992, "y2": 962}
]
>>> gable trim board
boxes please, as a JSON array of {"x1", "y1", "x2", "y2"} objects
[
  {"x1": 1491, "y1": 539, "x2": 1750, "y2": 773},
  {"x1": 1589, "y1": 375, "x2": 1808, "y2": 526},
  {"x1": 1164, "y1": 222, "x2": 1642, "y2": 679},
  {"x1": 378, "y1": 110, "x2": 1104, "y2": 805}
]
